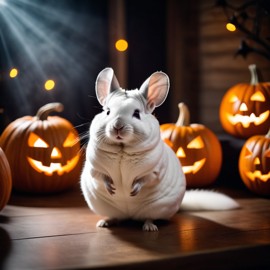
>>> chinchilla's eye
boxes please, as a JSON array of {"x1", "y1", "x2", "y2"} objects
[
  {"x1": 106, "y1": 109, "x2": 110, "y2": 115},
  {"x1": 133, "y1": 109, "x2": 140, "y2": 119}
]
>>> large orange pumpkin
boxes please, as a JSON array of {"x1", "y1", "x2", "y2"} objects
[
  {"x1": 0, "y1": 147, "x2": 12, "y2": 211},
  {"x1": 160, "y1": 103, "x2": 222, "y2": 188},
  {"x1": 219, "y1": 64, "x2": 270, "y2": 139},
  {"x1": 239, "y1": 128, "x2": 270, "y2": 196},
  {"x1": 0, "y1": 103, "x2": 82, "y2": 194}
]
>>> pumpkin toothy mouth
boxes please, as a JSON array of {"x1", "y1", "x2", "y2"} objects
[
  {"x1": 27, "y1": 156, "x2": 80, "y2": 176},
  {"x1": 227, "y1": 111, "x2": 269, "y2": 128},
  {"x1": 245, "y1": 170, "x2": 270, "y2": 182},
  {"x1": 182, "y1": 158, "x2": 206, "y2": 174}
]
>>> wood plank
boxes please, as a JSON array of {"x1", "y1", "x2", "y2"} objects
[
  {"x1": 1, "y1": 214, "x2": 270, "y2": 270},
  {"x1": 0, "y1": 207, "x2": 99, "y2": 240},
  {"x1": 5, "y1": 196, "x2": 270, "y2": 240},
  {"x1": 1, "y1": 186, "x2": 270, "y2": 269}
]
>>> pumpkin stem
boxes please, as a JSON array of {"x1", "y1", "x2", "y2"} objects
[
  {"x1": 36, "y1": 103, "x2": 64, "y2": 121},
  {"x1": 248, "y1": 64, "x2": 259, "y2": 85},
  {"x1": 175, "y1": 102, "x2": 190, "y2": 126}
]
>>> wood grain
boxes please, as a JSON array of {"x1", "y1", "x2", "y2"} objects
[{"x1": 0, "y1": 186, "x2": 270, "y2": 269}]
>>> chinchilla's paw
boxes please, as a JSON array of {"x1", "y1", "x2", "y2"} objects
[
  {"x1": 96, "y1": 218, "x2": 118, "y2": 228},
  {"x1": 130, "y1": 179, "x2": 144, "y2": 196},
  {"x1": 103, "y1": 175, "x2": 116, "y2": 195},
  {"x1": 142, "y1": 219, "x2": 158, "y2": 232}
]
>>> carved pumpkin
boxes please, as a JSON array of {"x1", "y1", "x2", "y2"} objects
[
  {"x1": 160, "y1": 103, "x2": 222, "y2": 188},
  {"x1": 0, "y1": 103, "x2": 82, "y2": 194},
  {"x1": 0, "y1": 147, "x2": 12, "y2": 211},
  {"x1": 238, "y1": 128, "x2": 270, "y2": 196},
  {"x1": 219, "y1": 64, "x2": 270, "y2": 138}
]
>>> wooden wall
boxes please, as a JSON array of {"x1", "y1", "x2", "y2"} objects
[{"x1": 167, "y1": 0, "x2": 270, "y2": 134}]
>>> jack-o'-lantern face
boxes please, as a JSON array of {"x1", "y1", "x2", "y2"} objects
[
  {"x1": 162, "y1": 125, "x2": 222, "y2": 188},
  {"x1": 219, "y1": 84, "x2": 270, "y2": 138},
  {"x1": 0, "y1": 103, "x2": 83, "y2": 193},
  {"x1": 165, "y1": 136, "x2": 206, "y2": 174},
  {"x1": 240, "y1": 144, "x2": 270, "y2": 183},
  {"x1": 27, "y1": 131, "x2": 80, "y2": 176},
  {"x1": 160, "y1": 103, "x2": 222, "y2": 188},
  {"x1": 239, "y1": 132, "x2": 270, "y2": 196},
  {"x1": 220, "y1": 64, "x2": 270, "y2": 138},
  {"x1": 225, "y1": 90, "x2": 269, "y2": 127}
]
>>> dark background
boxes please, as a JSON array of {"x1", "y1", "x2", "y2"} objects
[
  {"x1": 0, "y1": 0, "x2": 269, "y2": 137},
  {"x1": 0, "y1": 0, "x2": 168, "y2": 136}
]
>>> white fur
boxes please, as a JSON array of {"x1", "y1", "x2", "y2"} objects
[
  {"x1": 81, "y1": 68, "x2": 239, "y2": 232},
  {"x1": 181, "y1": 190, "x2": 239, "y2": 211}
]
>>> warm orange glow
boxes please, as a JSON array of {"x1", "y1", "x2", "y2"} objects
[
  {"x1": 254, "y1": 157, "x2": 260, "y2": 165},
  {"x1": 27, "y1": 155, "x2": 80, "y2": 176},
  {"x1": 27, "y1": 132, "x2": 80, "y2": 176},
  {"x1": 182, "y1": 159, "x2": 206, "y2": 174},
  {"x1": 227, "y1": 111, "x2": 269, "y2": 128},
  {"x1": 187, "y1": 136, "x2": 204, "y2": 149},
  {"x1": 115, "y1": 39, "x2": 128, "y2": 52},
  {"x1": 226, "y1": 23, "x2": 236, "y2": 32},
  {"x1": 240, "y1": 141, "x2": 270, "y2": 184},
  {"x1": 9, "y1": 68, "x2": 18, "y2": 78},
  {"x1": 176, "y1": 147, "x2": 186, "y2": 158},
  {"x1": 44, "y1": 80, "x2": 55, "y2": 91},
  {"x1": 246, "y1": 170, "x2": 270, "y2": 182},
  {"x1": 239, "y1": 103, "x2": 248, "y2": 111},
  {"x1": 51, "y1": 147, "x2": 62, "y2": 158},
  {"x1": 251, "y1": 92, "x2": 265, "y2": 101},
  {"x1": 63, "y1": 132, "x2": 78, "y2": 147},
  {"x1": 229, "y1": 95, "x2": 238, "y2": 103},
  {"x1": 244, "y1": 146, "x2": 253, "y2": 158},
  {"x1": 28, "y1": 133, "x2": 49, "y2": 148}
]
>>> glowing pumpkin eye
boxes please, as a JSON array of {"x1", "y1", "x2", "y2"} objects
[
  {"x1": 28, "y1": 133, "x2": 49, "y2": 148},
  {"x1": 244, "y1": 146, "x2": 253, "y2": 158},
  {"x1": 187, "y1": 136, "x2": 204, "y2": 149},
  {"x1": 63, "y1": 132, "x2": 77, "y2": 147},
  {"x1": 250, "y1": 92, "x2": 265, "y2": 102},
  {"x1": 229, "y1": 95, "x2": 239, "y2": 103}
]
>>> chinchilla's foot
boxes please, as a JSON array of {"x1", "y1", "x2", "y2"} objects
[
  {"x1": 96, "y1": 218, "x2": 118, "y2": 228},
  {"x1": 142, "y1": 219, "x2": 158, "y2": 232}
]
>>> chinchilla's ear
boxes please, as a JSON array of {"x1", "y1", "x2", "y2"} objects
[
  {"x1": 139, "y1": 71, "x2": 169, "y2": 112},
  {"x1": 95, "y1": 67, "x2": 120, "y2": 106}
]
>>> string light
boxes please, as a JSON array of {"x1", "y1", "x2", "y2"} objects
[
  {"x1": 9, "y1": 68, "x2": 18, "y2": 78},
  {"x1": 44, "y1": 79, "x2": 55, "y2": 91},
  {"x1": 226, "y1": 23, "x2": 236, "y2": 32},
  {"x1": 115, "y1": 39, "x2": 128, "y2": 52}
]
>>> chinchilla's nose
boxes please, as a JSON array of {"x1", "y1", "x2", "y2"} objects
[{"x1": 113, "y1": 118, "x2": 124, "y2": 131}]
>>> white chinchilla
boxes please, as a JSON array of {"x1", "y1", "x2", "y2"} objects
[{"x1": 80, "y1": 67, "x2": 239, "y2": 232}]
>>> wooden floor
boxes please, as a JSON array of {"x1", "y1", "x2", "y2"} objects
[{"x1": 1, "y1": 184, "x2": 270, "y2": 270}]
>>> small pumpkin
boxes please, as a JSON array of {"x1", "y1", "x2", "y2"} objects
[
  {"x1": 238, "y1": 128, "x2": 270, "y2": 196},
  {"x1": 0, "y1": 147, "x2": 12, "y2": 211},
  {"x1": 160, "y1": 103, "x2": 222, "y2": 188},
  {"x1": 0, "y1": 103, "x2": 82, "y2": 194},
  {"x1": 219, "y1": 64, "x2": 270, "y2": 138}
]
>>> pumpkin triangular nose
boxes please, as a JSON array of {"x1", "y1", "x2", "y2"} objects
[
  {"x1": 176, "y1": 147, "x2": 186, "y2": 158},
  {"x1": 239, "y1": 103, "x2": 248, "y2": 111},
  {"x1": 254, "y1": 157, "x2": 260, "y2": 165},
  {"x1": 51, "y1": 147, "x2": 62, "y2": 158}
]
